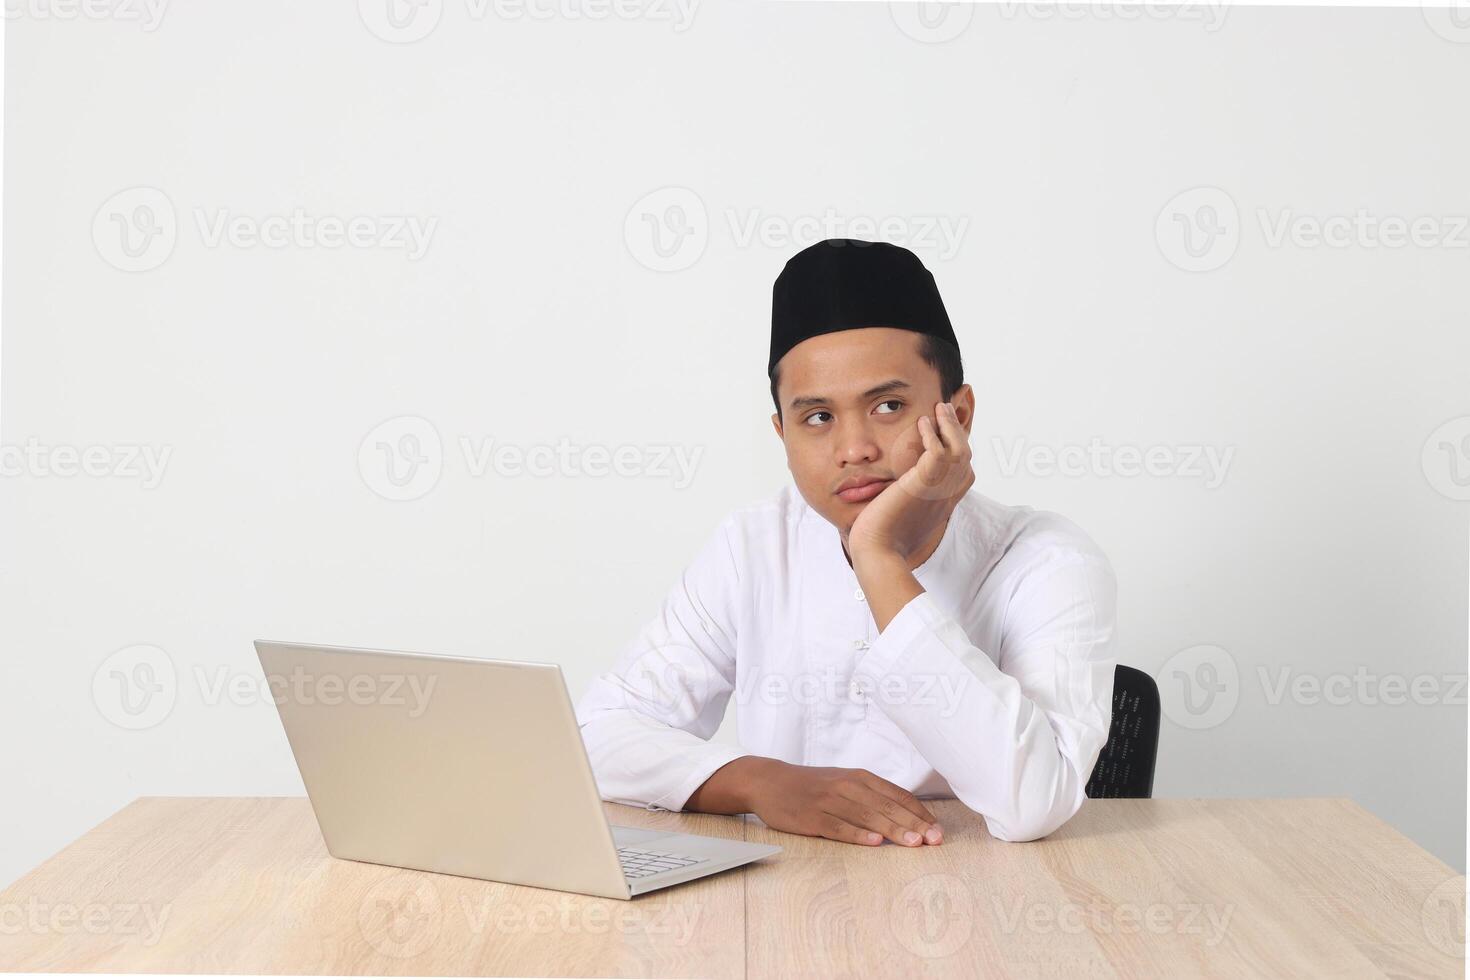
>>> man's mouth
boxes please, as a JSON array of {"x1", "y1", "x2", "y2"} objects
[{"x1": 835, "y1": 478, "x2": 892, "y2": 503}]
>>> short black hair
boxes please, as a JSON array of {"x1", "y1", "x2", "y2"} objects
[{"x1": 769, "y1": 333, "x2": 965, "y2": 421}]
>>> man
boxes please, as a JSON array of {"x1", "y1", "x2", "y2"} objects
[{"x1": 575, "y1": 239, "x2": 1117, "y2": 847}]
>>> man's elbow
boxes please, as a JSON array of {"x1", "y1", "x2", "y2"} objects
[{"x1": 958, "y1": 781, "x2": 1085, "y2": 843}]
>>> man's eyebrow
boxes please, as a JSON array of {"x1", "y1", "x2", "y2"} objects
[{"x1": 787, "y1": 379, "x2": 912, "y2": 412}]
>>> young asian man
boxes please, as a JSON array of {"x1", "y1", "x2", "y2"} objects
[{"x1": 574, "y1": 238, "x2": 1117, "y2": 848}]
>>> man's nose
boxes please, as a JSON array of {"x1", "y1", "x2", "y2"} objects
[{"x1": 834, "y1": 418, "x2": 880, "y2": 465}]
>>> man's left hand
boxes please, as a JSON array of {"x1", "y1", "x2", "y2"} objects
[{"x1": 848, "y1": 401, "x2": 975, "y2": 567}]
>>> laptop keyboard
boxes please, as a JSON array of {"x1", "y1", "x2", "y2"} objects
[{"x1": 617, "y1": 846, "x2": 706, "y2": 879}]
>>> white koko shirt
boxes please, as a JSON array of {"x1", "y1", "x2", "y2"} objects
[{"x1": 573, "y1": 483, "x2": 1118, "y2": 842}]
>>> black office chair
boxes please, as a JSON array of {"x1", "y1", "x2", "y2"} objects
[{"x1": 1084, "y1": 665, "x2": 1160, "y2": 799}]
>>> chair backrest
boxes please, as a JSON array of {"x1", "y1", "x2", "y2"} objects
[{"x1": 1084, "y1": 665, "x2": 1160, "y2": 799}]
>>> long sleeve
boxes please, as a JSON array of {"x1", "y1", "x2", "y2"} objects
[
  {"x1": 574, "y1": 517, "x2": 748, "y2": 812},
  {"x1": 851, "y1": 553, "x2": 1117, "y2": 842}
]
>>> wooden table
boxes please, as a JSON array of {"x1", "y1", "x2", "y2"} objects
[{"x1": 0, "y1": 797, "x2": 1462, "y2": 977}]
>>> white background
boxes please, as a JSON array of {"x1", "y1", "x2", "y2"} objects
[{"x1": 2, "y1": 1, "x2": 1467, "y2": 889}]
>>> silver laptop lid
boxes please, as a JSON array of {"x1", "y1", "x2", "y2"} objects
[{"x1": 254, "y1": 640, "x2": 630, "y2": 900}]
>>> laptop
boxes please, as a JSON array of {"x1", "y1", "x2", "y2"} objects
[{"x1": 254, "y1": 640, "x2": 779, "y2": 900}]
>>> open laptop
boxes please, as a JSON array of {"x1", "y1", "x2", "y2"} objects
[{"x1": 254, "y1": 640, "x2": 781, "y2": 900}]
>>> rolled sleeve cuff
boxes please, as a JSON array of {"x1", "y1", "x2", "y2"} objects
[{"x1": 649, "y1": 742, "x2": 751, "y2": 813}]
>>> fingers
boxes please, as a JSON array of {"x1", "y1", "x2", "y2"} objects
[
  {"x1": 917, "y1": 414, "x2": 942, "y2": 457},
  {"x1": 819, "y1": 815, "x2": 884, "y2": 846},
  {"x1": 836, "y1": 784, "x2": 938, "y2": 846},
  {"x1": 857, "y1": 772, "x2": 944, "y2": 843},
  {"x1": 933, "y1": 402, "x2": 970, "y2": 457}
]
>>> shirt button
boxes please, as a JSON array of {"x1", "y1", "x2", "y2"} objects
[
  {"x1": 854, "y1": 588, "x2": 865, "y2": 601},
  {"x1": 853, "y1": 639, "x2": 870, "y2": 650},
  {"x1": 850, "y1": 680, "x2": 866, "y2": 699}
]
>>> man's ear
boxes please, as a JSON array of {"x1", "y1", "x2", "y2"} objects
[
  {"x1": 771, "y1": 412, "x2": 784, "y2": 440},
  {"x1": 952, "y1": 384, "x2": 976, "y2": 434}
]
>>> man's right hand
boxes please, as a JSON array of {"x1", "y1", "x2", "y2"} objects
[{"x1": 685, "y1": 756, "x2": 943, "y2": 847}]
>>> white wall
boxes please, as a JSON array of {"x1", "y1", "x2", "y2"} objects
[{"x1": 3, "y1": 2, "x2": 1466, "y2": 888}]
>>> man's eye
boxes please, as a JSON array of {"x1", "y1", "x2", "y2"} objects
[
  {"x1": 803, "y1": 411, "x2": 832, "y2": 426},
  {"x1": 875, "y1": 400, "x2": 904, "y2": 414}
]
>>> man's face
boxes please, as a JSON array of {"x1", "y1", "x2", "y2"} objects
[{"x1": 770, "y1": 327, "x2": 974, "y2": 540}]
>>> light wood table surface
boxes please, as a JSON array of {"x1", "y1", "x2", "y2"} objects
[{"x1": 0, "y1": 797, "x2": 1462, "y2": 977}]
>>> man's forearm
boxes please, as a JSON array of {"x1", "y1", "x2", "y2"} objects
[{"x1": 852, "y1": 549, "x2": 926, "y2": 633}]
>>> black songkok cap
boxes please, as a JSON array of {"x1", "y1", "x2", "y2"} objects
[{"x1": 769, "y1": 239, "x2": 958, "y2": 376}]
